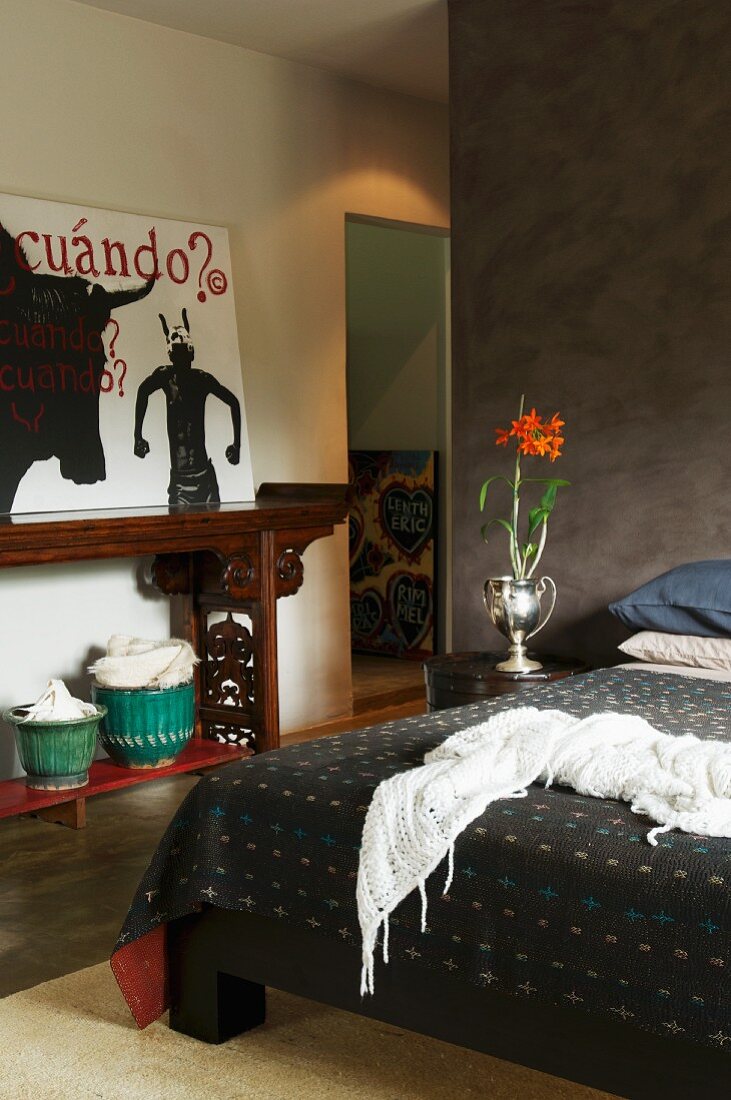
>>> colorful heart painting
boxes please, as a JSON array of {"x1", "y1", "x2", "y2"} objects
[
  {"x1": 348, "y1": 450, "x2": 436, "y2": 659},
  {"x1": 378, "y1": 483, "x2": 434, "y2": 562},
  {"x1": 349, "y1": 507, "x2": 365, "y2": 566},
  {"x1": 387, "y1": 571, "x2": 433, "y2": 651},
  {"x1": 350, "y1": 588, "x2": 385, "y2": 642}
]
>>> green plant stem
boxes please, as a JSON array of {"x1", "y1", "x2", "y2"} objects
[
  {"x1": 512, "y1": 394, "x2": 525, "y2": 578},
  {"x1": 512, "y1": 452, "x2": 522, "y2": 577},
  {"x1": 528, "y1": 519, "x2": 548, "y2": 578}
]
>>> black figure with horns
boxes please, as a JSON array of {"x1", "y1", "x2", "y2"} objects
[{"x1": 133, "y1": 308, "x2": 241, "y2": 505}]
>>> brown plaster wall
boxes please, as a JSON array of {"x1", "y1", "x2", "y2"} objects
[{"x1": 450, "y1": 0, "x2": 731, "y2": 665}]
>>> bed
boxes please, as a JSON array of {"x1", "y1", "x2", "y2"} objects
[{"x1": 111, "y1": 665, "x2": 731, "y2": 1099}]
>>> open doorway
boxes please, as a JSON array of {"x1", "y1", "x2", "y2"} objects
[{"x1": 345, "y1": 214, "x2": 451, "y2": 713}]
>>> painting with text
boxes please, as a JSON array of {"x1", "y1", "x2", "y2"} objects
[
  {"x1": 0, "y1": 191, "x2": 253, "y2": 515},
  {"x1": 348, "y1": 450, "x2": 436, "y2": 659}
]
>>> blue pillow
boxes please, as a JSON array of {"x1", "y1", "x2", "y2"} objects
[{"x1": 609, "y1": 560, "x2": 731, "y2": 638}]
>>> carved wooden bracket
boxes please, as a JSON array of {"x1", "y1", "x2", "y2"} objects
[
  {"x1": 152, "y1": 553, "x2": 190, "y2": 595},
  {"x1": 272, "y1": 525, "x2": 334, "y2": 599},
  {"x1": 221, "y1": 554, "x2": 257, "y2": 600},
  {"x1": 276, "y1": 547, "x2": 305, "y2": 598}
]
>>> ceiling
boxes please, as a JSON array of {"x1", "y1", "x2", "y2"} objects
[{"x1": 73, "y1": 0, "x2": 449, "y2": 103}]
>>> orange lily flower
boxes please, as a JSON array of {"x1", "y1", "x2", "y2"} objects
[{"x1": 482, "y1": 397, "x2": 568, "y2": 580}]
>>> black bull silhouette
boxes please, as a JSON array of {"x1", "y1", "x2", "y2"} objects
[{"x1": 0, "y1": 223, "x2": 153, "y2": 513}]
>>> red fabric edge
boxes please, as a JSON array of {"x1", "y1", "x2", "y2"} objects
[{"x1": 110, "y1": 923, "x2": 168, "y2": 1029}]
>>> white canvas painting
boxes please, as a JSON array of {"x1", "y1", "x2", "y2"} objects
[{"x1": 0, "y1": 192, "x2": 254, "y2": 515}]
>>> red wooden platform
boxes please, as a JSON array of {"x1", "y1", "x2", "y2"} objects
[{"x1": 0, "y1": 741, "x2": 248, "y2": 821}]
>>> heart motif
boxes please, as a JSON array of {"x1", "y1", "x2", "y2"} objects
[
  {"x1": 378, "y1": 483, "x2": 434, "y2": 562},
  {"x1": 348, "y1": 508, "x2": 365, "y2": 566},
  {"x1": 387, "y1": 572, "x2": 433, "y2": 651},
  {"x1": 350, "y1": 588, "x2": 385, "y2": 642}
]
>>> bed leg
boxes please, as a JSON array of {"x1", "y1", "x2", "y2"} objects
[
  {"x1": 170, "y1": 968, "x2": 266, "y2": 1044},
  {"x1": 168, "y1": 914, "x2": 266, "y2": 1043}
]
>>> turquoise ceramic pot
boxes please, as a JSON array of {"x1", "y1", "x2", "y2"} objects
[
  {"x1": 3, "y1": 705, "x2": 106, "y2": 791},
  {"x1": 91, "y1": 681, "x2": 194, "y2": 769}
]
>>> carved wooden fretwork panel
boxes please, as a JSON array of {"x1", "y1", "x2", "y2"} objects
[
  {"x1": 203, "y1": 612, "x2": 255, "y2": 710},
  {"x1": 151, "y1": 553, "x2": 190, "y2": 595},
  {"x1": 204, "y1": 721, "x2": 255, "y2": 752},
  {"x1": 276, "y1": 547, "x2": 304, "y2": 598}
]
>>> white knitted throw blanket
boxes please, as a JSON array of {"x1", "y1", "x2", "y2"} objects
[{"x1": 357, "y1": 707, "x2": 731, "y2": 995}]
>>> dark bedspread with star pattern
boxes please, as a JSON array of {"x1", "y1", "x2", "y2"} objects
[{"x1": 113, "y1": 668, "x2": 730, "y2": 1050}]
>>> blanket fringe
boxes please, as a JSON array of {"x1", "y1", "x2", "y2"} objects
[
  {"x1": 442, "y1": 845, "x2": 455, "y2": 897},
  {"x1": 646, "y1": 821, "x2": 674, "y2": 846},
  {"x1": 419, "y1": 879, "x2": 428, "y2": 932}
]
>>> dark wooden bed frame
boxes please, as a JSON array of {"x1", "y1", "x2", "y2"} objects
[{"x1": 168, "y1": 906, "x2": 730, "y2": 1099}]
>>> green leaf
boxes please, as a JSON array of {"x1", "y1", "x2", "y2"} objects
[
  {"x1": 540, "y1": 483, "x2": 558, "y2": 513},
  {"x1": 481, "y1": 517, "x2": 514, "y2": 544},
  {"x1": 522, "y1": 542, "x2": 538, "y2": 560},
  {"x1": 479, "y1": 475, "x2": 514, "y2": 511},
  {"x1": 527, "y1": 507, "x2": 550, "y2": 537},
  {"x1": 520, "y1": 478, "x2": 570, "y2": 487}
]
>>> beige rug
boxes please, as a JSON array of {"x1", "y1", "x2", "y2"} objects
[{"x1": 0, "y1": 964, "x2": 616, "y2": 1099}]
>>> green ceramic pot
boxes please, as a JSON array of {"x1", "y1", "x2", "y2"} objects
[
  {"x1": 91, "y1": 681, "x2": 194, "y2": 769},
  {"x1": 3, "y1": 705, "x2": 107, "y2": 791}
]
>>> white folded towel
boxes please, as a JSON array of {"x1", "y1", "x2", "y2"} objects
[
  {"x1": 89, "y1": 635, "x2": 198, "y2": 689},
  {"x1": 20, "y1": 679, "x2": 96, "y2": 721}
]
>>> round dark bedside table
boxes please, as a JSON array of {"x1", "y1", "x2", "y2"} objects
[{"x1": 423, "y1": 651, "x2": 589, "y2": 711}]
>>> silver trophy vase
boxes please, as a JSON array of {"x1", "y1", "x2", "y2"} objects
[{"x1": 483, "y1": 576, "x2": 557, "y2": 673}]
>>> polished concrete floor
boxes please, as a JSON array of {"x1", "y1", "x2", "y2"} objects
[
  {"x1": 1, "y1": 663, "x2": 427, "y2": 998},
  {"x1": 0, "y1": 774, "x2": 198, "y2": 997}
]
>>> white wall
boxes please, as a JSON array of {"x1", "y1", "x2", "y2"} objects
[{"x1": 0, "y1": 0, "x2": 449, "y2": 775}]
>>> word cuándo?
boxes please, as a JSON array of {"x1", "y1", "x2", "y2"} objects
[
  {"x1": 0, "y1": 223, "x2": 227, "y2": 303},
  {"x1": 0, "y1": 358, "x2": 123, "y2": 396},
  {"x1": 0, "y1": 316, "x2": 125, "y2": 396},
  {"x1": 0, "y1": 315, "x2": 103, "y2": 354}
]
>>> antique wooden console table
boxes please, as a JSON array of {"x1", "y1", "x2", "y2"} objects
[{"x1": 0, "y1": 483, "x2": 348, "y2": 826}]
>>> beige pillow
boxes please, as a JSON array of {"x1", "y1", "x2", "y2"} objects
[{"x1": 618, "y1": 631, "x2": 731, "y2": 671}]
